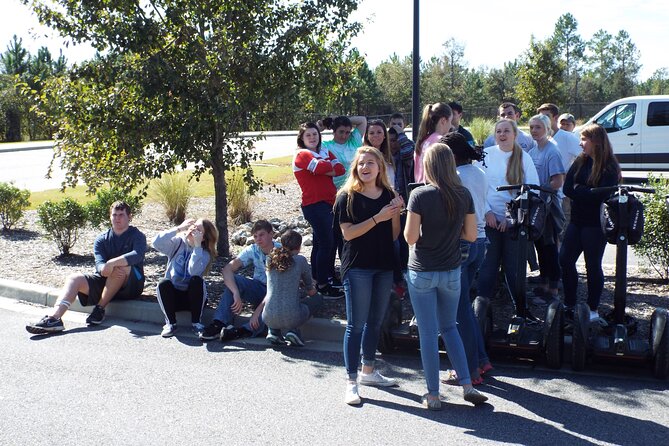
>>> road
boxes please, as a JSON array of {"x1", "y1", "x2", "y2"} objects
[{"x1": 1, "y1": 297, "x2": 668, "y2": 445}]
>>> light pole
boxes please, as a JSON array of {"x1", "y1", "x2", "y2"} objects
[{"x1": 412, "y1": 0, "x2": 420, "y2": 141}]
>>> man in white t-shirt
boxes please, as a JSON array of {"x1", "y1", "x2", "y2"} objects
[{"x1": 483, "y1": 102, "x2": 535, "y2": 152}]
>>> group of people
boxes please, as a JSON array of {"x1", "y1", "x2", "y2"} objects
[{"x1": 24, "y1": 100, "x2": 622, "y2": 412}]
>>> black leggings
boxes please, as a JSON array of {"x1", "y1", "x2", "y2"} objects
[
  {"x1": 534, "y1": 240, "x2": 560, "y2": 289},
  {"x1": 156, "y1": 277, "x2": 206, "y2": 324}
]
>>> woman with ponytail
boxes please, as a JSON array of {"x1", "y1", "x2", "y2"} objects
[
  {"x1": 476, "y1": 119, "x2": 539, "y2": 311},
  {"x1": 414, "y1": 103, "x2": 453, "y2": 183},
  {"x1": 261, "y1": 229, "x2": 323, "y2": 347}
]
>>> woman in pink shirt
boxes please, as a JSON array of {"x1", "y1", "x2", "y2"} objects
[{"x1": 414, "y1": 103, "x2": 453, "y2": 183}]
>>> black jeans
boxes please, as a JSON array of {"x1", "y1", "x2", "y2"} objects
[
  {"x1": 559, "y1": 223, "x2": 608, "y2": 311},
  {"x1": 156, "y1": 276, "x2": 206, "y2": 324}
]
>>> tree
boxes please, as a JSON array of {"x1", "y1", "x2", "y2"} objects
[
  {"x1": 374, "y1": 54, "x2": 412, "y2": 114},
  {"x1": 28, "y1": 0, "x2": 361, "y2": 256},
  {"x1": 484, "y1": 61, "x2": 519, "y2": 105},
  {"x1": 609, "y1": 30, "x2": 641, "y2": 98},
  {"x1": 551, "y1": 13, "x2": 585, "y2": 103},
  {"x1": 515, "y1": 37, "x2": 566, "y2": 119},
  {"x1": 638, "y1": 68, "x2": 669, "y2": 95},
  {"x1": 442, "y1": 38, "x2": 466, "y2": 92},
  {"x1": 0, "y1": 35, "x2": 29, "y2": 76}
]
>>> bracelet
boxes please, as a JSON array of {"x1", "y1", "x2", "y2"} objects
[{"x1": 372, "y1": 216, "x2": 377, "y2": 225}]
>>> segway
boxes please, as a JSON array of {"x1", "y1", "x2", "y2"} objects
[
  {"x1": 472, "y1": 184, "x2": 564, "y2": 368},
  {"x1": 570, "y1": 185, "x2": 669, "y2": 379}
]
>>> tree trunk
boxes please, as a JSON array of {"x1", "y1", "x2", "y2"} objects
[
  {"x1": 211, "y1": 148, "x2": 230, "y2": 258},
  {"x1": 5, "y1": 107, "x2": 22, "y2": 142}
]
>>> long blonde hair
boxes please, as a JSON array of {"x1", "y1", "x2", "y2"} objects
[
  {"x1": 337, "y1": 146, "x2": 394, "y2": 220},
  {"x1": 495, "y1": 119, "x2": 525, "y2": 186},
  {"x1": 416, "y1": 102, "x2": 452, "y2": 156},
  {"x1": 423, "y1": 143, "x2": 465, "y2": 216}
]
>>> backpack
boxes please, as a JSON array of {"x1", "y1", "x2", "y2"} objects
[
  {"x1": 600, "y1": 193, "x2": 645, "y2": 245},
  {"x1": 506, "y1": 191, "x2": 547, "y2": 241}
]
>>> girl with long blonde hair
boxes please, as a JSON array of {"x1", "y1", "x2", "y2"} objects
[
  {"x1": 475, "y1": 119, "x2": 539, "y2": 314},
  {"x1": 333, "y1": 146, "x2": 404, "y2": 405}
]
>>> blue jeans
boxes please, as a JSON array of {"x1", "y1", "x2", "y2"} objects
[
  {"x1": 559, "y1": 223, "x2": 608, "y2": 311},
  {"x1": 477, "y1": 226, "x2": 521, "y2": 303},
  {"x1": 458, "y1": 238, "x2": 489, "y2": 375},
  {"x1": 343, "y1": 268, "x2": 393, "y2": 380},
  {"x1": 301, "y1": 201, "x2": 335, "y2": 284},
  {"x1": 214, "y1": 275, "x2": 267, "y2": 336},
  {"x1": 407, "y1": 267, "x2": 472, "y2": 396}
]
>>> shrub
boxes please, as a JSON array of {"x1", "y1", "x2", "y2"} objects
[
  {"x1": 86, "y1": 188, "x2": 143, "y2": 229},
  {"x1": 0, "y1": 182, "x2": 30, "y2": 231},
  {"x1": 227, "y1": 169, "x2": 253, "y2": 225},
  {"x1": 633, "y1": 175, "x2": 669, "y2": 282},
  {"x1": 150, "y1": 173, "x2": 192, "y2": 224},
  {"x1": 467, "y1": 117, "x2": 496, "y2": 147},
  {"x1": 37, "y1": 198, "x2": 87, "y2": 255}
]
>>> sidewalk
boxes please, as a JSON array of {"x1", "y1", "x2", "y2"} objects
[{"x1": 0, "y1": 278, "x2": 347, "y2": 343}]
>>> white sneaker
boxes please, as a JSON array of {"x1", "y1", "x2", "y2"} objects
[
  {"x1": 345, "y1": 381, "x2": 361, "y2": 405},
  {"x1": 161, "y1": 323, "x2": 177, "y2": 337},
  {"x1": 359, "y1": 370, "x2": 397, "y2": 387}
]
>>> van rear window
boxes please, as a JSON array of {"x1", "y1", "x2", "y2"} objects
[{"x1": 648, "y1": 102, "x2": 669, "y2": 126}]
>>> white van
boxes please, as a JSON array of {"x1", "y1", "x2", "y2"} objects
[{"x1": 583, "y1": 95, "x2": 669, "y2": 171}]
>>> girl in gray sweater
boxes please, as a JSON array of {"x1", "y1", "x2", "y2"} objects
[
  {"x1": 261, "y1": 230, "x2": 322, "y2": 346},
  {"x1": 153, "y1": 218, "x2": 218, "y2": 337}
]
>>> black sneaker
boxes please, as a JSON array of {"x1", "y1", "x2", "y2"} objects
[
  {"x1": 318, "y1": 284, "x2": 345, "y2": 300},
  {"x1": 199, "y1": 320, "x2": 224, "y2": 341},
  {"x1": 329, "y1": 276, "x2": 344, "y2": 289},
  {"x1": 220, "y1": 325, "x2": 252, "y2": 342},
  {"x1": 26, "y1": 315, "x2": 64, "y2": 334},
  {"x1": 86, "y1": 305, "x2": 106, "y2": 325},
  {"x1": 284, "y1": 331, "x2": 305, "y2": 347}
]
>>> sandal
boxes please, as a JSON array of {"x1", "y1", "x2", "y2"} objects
[
  {"x1": 478, "y1": 363, "x2": 494, "y2": 376},
  {"x1": 440, "y1": 369, "x2": 459, "y2": 385}
]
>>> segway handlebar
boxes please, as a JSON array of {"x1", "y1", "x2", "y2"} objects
[
  {"x1": 496, "y1": 183, "x2": 556, "y2": 195},
  {"x1": 591, "y1": 185, "x2": 655, "y2": 194}
]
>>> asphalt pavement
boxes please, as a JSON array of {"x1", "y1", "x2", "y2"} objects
[{"x1": 2, "y1": 296, "x2": 668, "y2": 445}]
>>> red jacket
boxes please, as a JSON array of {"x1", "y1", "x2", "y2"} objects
[{"x1": 293, "y1": 148, "x2": 345, "y2": 206}]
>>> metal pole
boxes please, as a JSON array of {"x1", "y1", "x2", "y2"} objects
[{"x1": 412, "y1": 0, "x2": 420, "y2": 142}]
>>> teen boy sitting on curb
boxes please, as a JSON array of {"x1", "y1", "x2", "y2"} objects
[
  {"x1": 199, "y1": 219, "x2": 280, "y2": 342},
  {"x1": 26, "y1": 201, "x2": 147, "y2": 334}
]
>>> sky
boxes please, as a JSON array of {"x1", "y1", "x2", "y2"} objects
[{"x1": 2, "y1": 0, "x2": 668, "y2": 81}]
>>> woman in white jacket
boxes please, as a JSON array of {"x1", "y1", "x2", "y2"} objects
[{"x1": 153, "y1": 218, "x2": 218, "y2": 337}]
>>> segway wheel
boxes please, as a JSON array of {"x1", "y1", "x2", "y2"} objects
[
  {"x1": 544, "y1": 301, "x2": 564, "y2": 369},
  {"x1": 378, "y1": 292, "x2": 402, "y2": 354},
  {"x1": 650, "y1": 308, "x2": 669, "y2": 379},
  {"x1": 571, "y1": 303, "x2": 590, "y2": 371},
  {"x1": 472, "y1": 296, "x2": 492, "y2": 342}
]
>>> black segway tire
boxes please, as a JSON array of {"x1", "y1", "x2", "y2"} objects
[
  {"x1": 571, "y1": 303, "x2": 590, "y2": 371},
  {"x1": 545, "y1": 301, "x2": 564, "y2": 369},
  {"x1": 378, "y1": 292, "x2": 401, "y2": 354},
  {"x1": 650, "y1": 308, "x2": 669, "y2": 379},
  {"x1": 472, "y1": 296, "x2": 492, "y2": 342}
]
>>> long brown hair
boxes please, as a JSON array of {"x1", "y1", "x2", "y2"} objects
[
  {"x1": 495, "y1": 119, "x2": 524, "y2": 186},
  {"x1": 337, "y1": 146, "x2": 394, "y2": 220},
  {"x1": 416, "y1": 103, "x2": 452, "y2": 156},
  {"x1": 267, "y1": 230, "x2": 302, "y2": 272},
  {"x1": 364, "y1": 119, "x2": 394, "y2": 168},
  {"x1": 575, "y1": 123, "x2": 622, "y2": 186},
  {"x1": 423, "y1": 143, "x2": 465, "y2": 216},
  {"x1": 200, "y1": 219, "x2": 218, "y2": 274}
]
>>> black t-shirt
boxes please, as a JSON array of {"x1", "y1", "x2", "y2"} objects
[
  {"x1": 407, "y1": 184, "x2": 474, "y2": 272},
  {"x1": 333, "y1": 188, "x2": 396, "y2": 278}
]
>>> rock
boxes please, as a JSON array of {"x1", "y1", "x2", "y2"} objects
[{"x1": 302, "y1": 235, "x2": 313, "y2": 246}]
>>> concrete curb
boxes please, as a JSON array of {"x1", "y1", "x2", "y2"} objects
[{"x1": 0, "y1": 278, "x2": 346, "y2": 343}]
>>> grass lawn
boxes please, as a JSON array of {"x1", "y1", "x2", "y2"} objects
[{"x1": 27, "y1": 155, "x2": 294, "y2": 209}]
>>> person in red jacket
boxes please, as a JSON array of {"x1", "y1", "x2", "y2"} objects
[{"x1": 293, "y1": 122, "x2": 346, "y2": 298}]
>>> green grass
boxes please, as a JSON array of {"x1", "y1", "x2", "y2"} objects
[{"x1": 26, "y1": 155, "x2": 294, "y2": 209}]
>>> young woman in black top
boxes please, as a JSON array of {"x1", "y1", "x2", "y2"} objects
[
  {"x1": 559, "y1": 123, "x2": 621, "y2": 321},
  {"x1": 333, "y1": 146, "x2": 404, "y2": 405}
]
